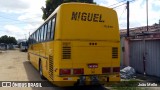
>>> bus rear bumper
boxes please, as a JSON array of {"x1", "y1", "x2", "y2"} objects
[
  {"x1": 74, "y1": 75, "x2": 100, "y2": 86},
  {"x1": 75, "y1": 74, "x2": 120, "y2": 86},
  {"x1": 53, "y1": 74, "x2": 120, "y2": 87}
]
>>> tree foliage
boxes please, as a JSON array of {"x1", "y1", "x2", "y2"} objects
[
  {"x1": 42, "y1": 0, "x2": 95, "y2": 20},
  {"x1": 0, "y1": 35, "x2": 17, "y2": 44}
]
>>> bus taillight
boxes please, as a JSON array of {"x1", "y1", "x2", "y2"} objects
[
  {"x1": 73, "y1": 68, "x2": 84, "y2": 75},
  {"x1": 113, "y1": 67, "x2": 120, "y2": 72},
  {"x1": 102, "y1": 67, "x2": 111, "y2": 73},
  {"x1": 60, "y1": 69, "x2": 71, "y2": 75}
]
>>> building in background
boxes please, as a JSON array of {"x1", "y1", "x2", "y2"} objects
[{"x1": 120, "y1": 23, "x2": 160, "y2": 77}]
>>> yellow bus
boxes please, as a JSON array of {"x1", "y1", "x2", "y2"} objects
[{"x1": 28, "y1": 3, "x2": 120, "y2": 86}]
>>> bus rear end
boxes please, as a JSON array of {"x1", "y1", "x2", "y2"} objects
[{"x1": 54, "y1": 3, "x2": 120, "y2": 86}]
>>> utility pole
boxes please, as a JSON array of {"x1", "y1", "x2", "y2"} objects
[
  {"x1": 127, "y1": 1, "x2": 129, "y2": 37},
  {"x1": 146, "y1": 0, "x2": 148, "y2": 31}
]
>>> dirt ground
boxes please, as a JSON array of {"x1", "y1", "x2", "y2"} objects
[
  {"x1": 0, "y1": 49, "x2": 159, "y2": 90},
  {"x1": 0, "y1": 49, "x2": 107, "y2": 90},
  {"x1": 0, "y1": 49, "x2": 54, "y2": 90}
]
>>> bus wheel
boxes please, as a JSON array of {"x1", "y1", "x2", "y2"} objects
[{"x1": 39, "y1": 61, "x2": 45, "y2": 80}]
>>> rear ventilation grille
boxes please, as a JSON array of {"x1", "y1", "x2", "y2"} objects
[
  {"x1": 112, "y1": 47, "x2": 118, "y2": 58},
  {"x1": 62, "y1": 47, "x2": 71, "y2": 59},
  {"x1": 49, "y1": 55, "x2": 53, "y2": 80}
]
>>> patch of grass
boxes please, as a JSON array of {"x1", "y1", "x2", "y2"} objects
[
  {"x1": 105, "y1": 79, "x2": 143, "y2": 90},
  {"x1": 112, "y1": 87, "x2": 142, "y2": 90}
]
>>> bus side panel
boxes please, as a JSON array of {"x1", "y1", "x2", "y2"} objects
[
  {"x1": 54, "y1": 41, "x2": 61, "y2": 78},
  {"x1": 28, "y1": 44, "x2": 36, "y2": 69},
  {"x1": 28, "y1": 44, "x2": 40, "y2": 70},
  {"x1": 44, "y1": 41, "x2": 54, "y2": 80},
  {"x1": 28, "y1": 51, "x2": 35, "y2": 67},
  {"x1": 34, "y1": 44, "x2": 40, "y2": 70}
]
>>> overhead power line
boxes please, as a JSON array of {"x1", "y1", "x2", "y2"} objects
[
  {"x1": 119, "y1": 7, "x2": 127, "y2": 19},
  {"x1": 112, "y1": 3, "x2": 126, "y2": 9},
  {"x1": 108, "y1": 0, "x2": 127, "y2": 7},
  {"x1": 110, "y1": 0, "x2": 135, "y2": 9}
]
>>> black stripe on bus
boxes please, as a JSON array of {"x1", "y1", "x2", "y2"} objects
[{"x1": 28, "y1": 52, "x2": 48, "y2": 59}]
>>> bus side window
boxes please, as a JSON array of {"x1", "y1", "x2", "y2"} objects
[
  {"x1": 36, "y1": 30, "x2": 39, "y2": 43},
  {"x1": 34, "y1": 32, "x2": 37, "y2": 43},
  {"x1": 33, "y1": 33, "x2": 35, "y2": 44},
  {"x1": 46, "y1": 20, "x2": 52, "y2": 40},
  {"x1": 39, "y1": 28, "x2": 41, "y2": 42},
  {"x1": 41, "y1": 26, "x2": 44, "y2": 42},
  {"x1": 51, "y1": 18, "x2": 55, "y2": 40},
  {"x1": 44, "y1": 24, "x2": 48, "y2": 41},
  {"x1": 35, "y1": 31, "x2": 37, "y2": 43}
]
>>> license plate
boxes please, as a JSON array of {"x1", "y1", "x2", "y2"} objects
[{"x1": 88, "y1": 64, "x2": 98, "y2": 68}]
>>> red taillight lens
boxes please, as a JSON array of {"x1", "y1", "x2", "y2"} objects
[
  {"x1": 73, "y1": 68, "x2": 84, "y2": 75},
  {"x1": 60, "y1": 69, "x2": 71, "y2": 75},
  {"x1": 102, "y1": 67, "x2": 111, "y2": 73},
  {"x1": 113, "y1": 67, "x2": 120, "y2": 72}
]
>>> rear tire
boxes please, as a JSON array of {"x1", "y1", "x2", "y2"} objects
[{"x1": 39, "y1": 61, "x2": 45, "y2": 80}]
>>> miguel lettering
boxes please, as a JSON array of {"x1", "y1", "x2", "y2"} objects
[{"x1": 71, "y1": 12, "x2": 105, "y2": 22}]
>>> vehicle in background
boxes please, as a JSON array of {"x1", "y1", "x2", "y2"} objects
[{"x1": 19, "y1": 41, "x2": 28, "y2": 52}]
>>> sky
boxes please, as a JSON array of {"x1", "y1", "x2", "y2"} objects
[{"x1": 0, "y1": 0, "x2": 160, "y2": 40}]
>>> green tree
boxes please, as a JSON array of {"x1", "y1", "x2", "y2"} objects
[
  {"x1": 8, "y1": 36, "x2": 17, "y2": 44},
  {"x1": 42, "y1": 0, "x2": 95, "y2": 20},
  {"x1": 0, "y1": 35, "x2": 17, "y2": 44},
  {"x1": 0, "y1": 35, "x2": 8, "y2": 44}
]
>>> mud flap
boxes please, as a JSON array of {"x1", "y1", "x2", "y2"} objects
[
  {"x1": 74, "y1": 76, "x2": 86, "y2": 86},
  {"x1": 90, "y1": 76, "x2": 100, "y2": 85}
]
